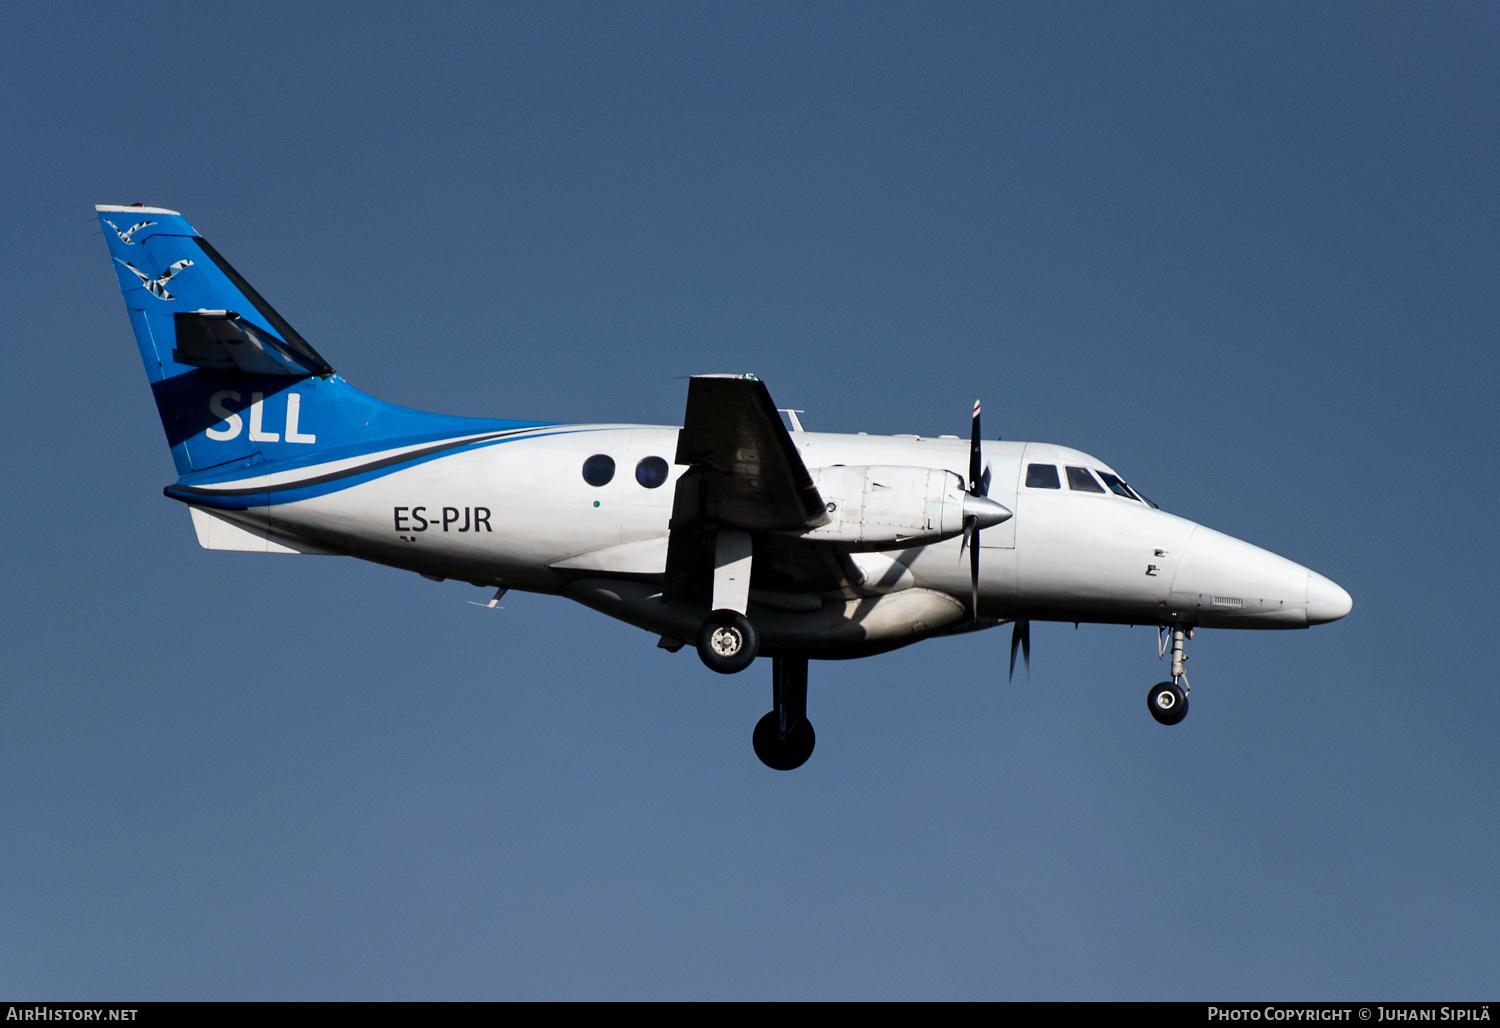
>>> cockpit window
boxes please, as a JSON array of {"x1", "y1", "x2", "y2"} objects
[
  {"x1": 1097, "y1": 471, "x2": 1139, "y2": 500},
  {"x1": 1025, "y1": 463, "x2": 1060, "y2": 489},
  {"x1": 1066, "y1": 466, "x2": 1105, "y2": 492}
]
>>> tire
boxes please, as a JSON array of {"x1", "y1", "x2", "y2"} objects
[
  {"x1": 1147, "y1": 681, "x2": 1188, "y2": 725},
  {"x1": 696, "y1": 609, "x2": 759, "y2": 674},
  {"x1": 752, "y1": 711, "x2": 816, "y2": 770}
]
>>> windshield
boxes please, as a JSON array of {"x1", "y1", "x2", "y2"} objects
[
  {"x1": 1097, "y1": 471, "x2": 1137, "y2": 500},
  {"x1": 1098, "y1": 468, "x2": 1159, "y2": 508},
  {"x1": 1066, "y1": 466, "x2": 1105, "y2": 492}
]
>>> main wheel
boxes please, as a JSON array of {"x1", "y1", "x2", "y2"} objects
[
  {"x1": 753, "y1": 711, "x2": 816, "y2": 770},
  {"x1": 696, "y1": 609, "x2": 759, "y2": 674},
  {"x1": 1147, "y1": 681, "x2": 1188, "y2": 725}
]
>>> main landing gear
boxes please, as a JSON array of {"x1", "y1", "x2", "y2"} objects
[
  {"x1": 697, "y1": 608, "x2": 759, "y2": 674},
  {"x1": 1148, "y1": 624, "x2": 1192, "y2": 725},
  {"x1": 696, "y1": 529, "x2": 760, "y2": 674},
  {"x1": 753, "y1": 656, "x2": 815, "y2": 770},
  {"x1": 690, "y1": 601, "x2": 812, "y2": 769}
]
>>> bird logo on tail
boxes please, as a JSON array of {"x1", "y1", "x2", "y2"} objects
[
  {"x1": 115, "y1": 258, "x2": 193, "y2": 300},
  {"x1": 102, "y1": 219, "x2": 156, "y2": 244}
]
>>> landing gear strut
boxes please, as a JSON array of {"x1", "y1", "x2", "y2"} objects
[
  {"x1": 1148, "y1": 624, "x2": 1192, "y2": 726},
  {"x1": 753, "y1": 656, "x2": 815, "y2": 770}
]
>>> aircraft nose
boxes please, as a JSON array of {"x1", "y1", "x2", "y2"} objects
[{"x1": 1306, "y1": 571, "x2": 1353, "y2": 624}]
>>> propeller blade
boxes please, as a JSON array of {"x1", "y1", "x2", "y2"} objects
[
  {"x1": 969, "y1": 400, "x2": 983, "y2": 495},
  {"x1": 969, "y1": 522, "x2": 980, "y2": 621},
  {"x1": 1021, "y1": 619, "x2": 1030, "y2": 680},
  {"x1": 966, "y1": 400, "x2": 986, "y2": 621},
  {"x1": 1009, "y1": 619, "x2": 1031, "y2": 683}
]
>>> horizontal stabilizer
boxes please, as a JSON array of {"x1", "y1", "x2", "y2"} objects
[
  {"x1": 189, "y1": 506, "x2": 338, "y2": 554},
  {"x1": 173, "y1": 310, "x2": 327, "y2": 377}
]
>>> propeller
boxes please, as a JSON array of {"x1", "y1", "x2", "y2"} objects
[
  {"x1": 957, "y1": 400, "x2": 1011, "y2": 622},
  {"x1": 1009, "y1": 619, "x2": 1031, "y2": 683}
]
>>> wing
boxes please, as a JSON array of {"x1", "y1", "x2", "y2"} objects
[
  {"x1": 673, "y1": 374, "x2": 828, "y2": 531},
  {"x1": 666, "y1": 375, "x2": 860, "y2": 597}
]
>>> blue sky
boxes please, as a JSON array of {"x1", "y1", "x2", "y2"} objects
[{"x1": 1, "y1": 1, "x2": 1495, "y2": 999}]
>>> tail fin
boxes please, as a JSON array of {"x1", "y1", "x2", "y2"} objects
[{"x1": 98, "y1": 205, "x2": 520, "y2": 478}]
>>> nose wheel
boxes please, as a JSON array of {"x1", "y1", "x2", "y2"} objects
[
  {"x1": 1147, "y1": 681, "x2": 1188, "y2": 725},
  {"x1": 1149, "y1": 624, "x2": 1192, "y2": 725},
  {"x1": 753, "y1": 656, "x2": 815, "y2": 770}
]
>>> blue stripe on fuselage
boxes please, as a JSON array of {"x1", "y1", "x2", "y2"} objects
[{"x1": 164, "y1": 425, "x2": 602, "y2": 510}]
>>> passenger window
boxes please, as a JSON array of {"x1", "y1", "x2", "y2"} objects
[
  {"x1": 1066, "y1": 466, "x2": 1105, "y2": 492},
  {"x1": 581, "y1": 454, "x2": 615, "y2": 486},
  {"x1": 1097, "y1": 471, "x2": 1138, "y2": 500},
  {"x1": 635, "y1": 456, "x2": 669, "y2": 489},
  {"x1": 1025, "y1": 464, "x2": 1060, "y2": 489}
]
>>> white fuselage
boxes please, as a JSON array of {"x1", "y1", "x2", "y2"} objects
[{"x1": 191, "y1": 425, "x2": 1350, "y2": 658}]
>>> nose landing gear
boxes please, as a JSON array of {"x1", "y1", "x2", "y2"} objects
[
  {"x1": 1148, "y1": 680, "x2": 1188, "y2": 725},
  {"x1": 1148, "y1": 624, "x2": 1192, "y2": 725}
]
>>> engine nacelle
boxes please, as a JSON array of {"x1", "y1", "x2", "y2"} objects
[{"x1": 793, "y1": 465, "x2": 977, "y2": 551}]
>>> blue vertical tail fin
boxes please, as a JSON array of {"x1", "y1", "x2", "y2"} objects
[{"x1": 97, "y1": 204, "x2": 534, "y2": 479}]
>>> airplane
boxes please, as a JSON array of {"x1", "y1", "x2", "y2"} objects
[{"x1": 96, "y1": 203, "x2": 1352, "y2": 771}]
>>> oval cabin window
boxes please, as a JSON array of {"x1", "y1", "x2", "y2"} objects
[
  {"x1": 635, "y1": 456, "x2": 669, "y2": 489},
  {"x1": 581, "y1": 454, "x2": 616, "y2": 486}
]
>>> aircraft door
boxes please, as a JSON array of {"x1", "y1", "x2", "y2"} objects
[
  {"x1": 978, "y1": 447, "x2": 1019, "y2": 550},
  {"x1": 977, "y1": 445, "x2": 1020, "y2": 609},
  {"x1": 621, "y1": 428, "x2": 679, "y2": 543}
]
